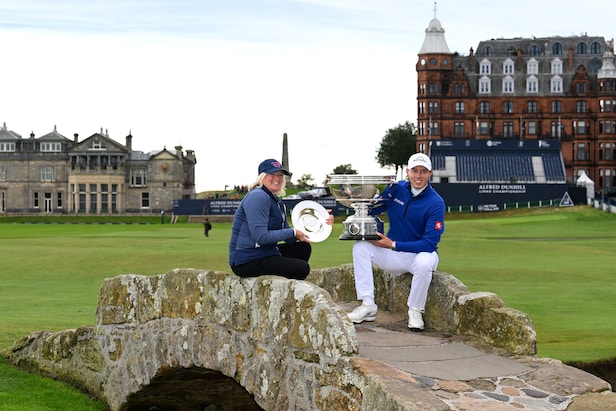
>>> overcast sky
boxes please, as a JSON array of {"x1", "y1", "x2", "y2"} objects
[{"x1": 1, "y1": 0, "x2": 614, "y2": 191}]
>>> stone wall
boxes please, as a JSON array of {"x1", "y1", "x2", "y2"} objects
[{"x1": 3, "y1": 265, "x2": 537, "y2": 410}]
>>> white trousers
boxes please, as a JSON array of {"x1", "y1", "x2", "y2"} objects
[{"x1": 352, "y1": 241, "x2": 439, "y2": 311}]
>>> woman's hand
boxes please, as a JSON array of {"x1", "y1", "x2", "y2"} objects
[{"x1": 295, "y1": 229, "x2": 311, "y2": 243}]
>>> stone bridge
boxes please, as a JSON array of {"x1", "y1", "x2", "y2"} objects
[{"x1": 3, "y1": 265, "x2": 539, "y2": 410}]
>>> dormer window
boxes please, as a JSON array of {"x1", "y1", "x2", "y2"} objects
[
  {"x1": 90, "y1": 140, "x2": 104, "y2": 150},
  {"x1": 503, "y1": 59, "x2": 514, "y2": 74},
  {"x1": 551, "y1": 59, "x2": 563, "y2": 75},
  {"x1": 40, "y1": 142, "x2": 61, "y2": 152},
  {"x1": 527, "y1": 58, "x2": 538, "y2": 75}
]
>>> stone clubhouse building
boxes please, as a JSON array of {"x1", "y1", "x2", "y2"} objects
[{"x1": 0, "y1": 124, "x2": 196, "y2": 214}]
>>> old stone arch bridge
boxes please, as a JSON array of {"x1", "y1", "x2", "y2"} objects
[{"x1": 3, "y1": 266, "x2": 536, "y2": 410}]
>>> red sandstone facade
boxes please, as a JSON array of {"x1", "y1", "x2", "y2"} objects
[{"x1": 416, "y1": 18, "x2": 616, "y2": 194}]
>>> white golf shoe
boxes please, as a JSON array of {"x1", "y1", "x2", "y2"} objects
[
  {"x1": 408, "y1": 308, "x2": 424, "y2": 331},
  {"x1": 347, "y1": 304, "x2": 378, "y2": 323}
]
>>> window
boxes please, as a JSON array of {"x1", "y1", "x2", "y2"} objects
[
  {"x1": 40, "y1": 166, "x2": 55, "y2": 182},
  {"x1": 479, "y1": 76, "x2": 491, "y2": 93},
  {"x1": 33, "y1": 192, "x2": 39, "y2": 209},
  {"x1": 526, "y1": 76, "x2": 538, "y2": 93},
  {"x1": 0, "y1": 166, "x2": 5, "y2": 181},
  {"x1": 455, "y1": 101, "x2": 465, "y2": 113},
  {"x1": 527, "y1": 101, "x2": 537, "y2": 113},
  {"x1": 503, "y1": 122, "x2": 514, "y2": 138},
  {"x1": 429, "y1": 122, "x2": 439, "y2": 136},
  {"x1": 101, "y1": 184, "x2": 108, "y2": 212},
  {"x1": 600, "y1": 169, "x2": 613, "y2": 190},
  {"x1": 452, "y1": 83, "x2": 466, "y2": 95},
  {"x1": 40, "y1": 142, "x2": 61, "y2": 152},
  {"x1": 600, "y1": 143, "x2": 613, "y2": 160},
  {"x1": 527, "y1": 121, "x2": 537, "y2": 135},
  {"x1": 79, "y1": 184, "x2": 86, "y2": 212},
  {"x1": 590, "y1": 58, "x2": 601, "y2": 74},
  {"x1": 529, "y1": 44, "x2": 540, "y2": 56},
  {"x1": 503, "y1": 101, "x2": 514, "y2": 114},
  {"x1": 418, "y1": 102, "x2": 425, "y2": 115},
  {"x1": 482, "y1": 46, "x2": 494, "y2": 56},
  {"x1": 428, "y1": 102, "x2": 439, "y2": 113},
  {"x1": 130, "y1": 169, "x2": 148, "y2": 187},
  {"x1": 479, "y1": 122, "x2": 490, "y2": 135},
  {"x1": 551, "y1": 100, "x2": 562, "y2": 113},
  {"x1": 576, "y1": 101, "x2": 587, "y2": 113},
  {"x1": 0, "y1": 142, "x2": 15, "y2": 151},
  {"x1": 480, "y1": 101, "x2": 490, "y2": 114},
  {"x1": 111, "y1": 184, "x2": 118, "y2": 212},
  {"x1": 576, "y1": 143, "x2": 587, "y2": 160},
  {"x1": 552, "y1": 43, "x2": 563, "y2": 55},
  {"x1": 551, "y1": 76, "x2": 563, "y2": 93},
  {"x1": 90, "y1": 184, "x2": 97, "y2": 213},
  {"x1": 480, "y1": 60, "x2": 491, "y2": 75},
  {"x1": 419, "y1": 83, "x2": 426, "y2": 95},
  {"x1": 503, "y1": 59, "x2": 514, "y2": 74},
  {"x1": 575, "y1": 83, "x2": 588, "y2": 94},
  {"x1": 502, "y1": 76, "x2": 514, "y2": 93},
  {"x1": 141, "y1": 192, "x2": 150, "y2": 209},
  {"x1": 527, "y1": 58, "x2": 538, "y2": 75},
  {"x1": 576, "y1": 42, "x2": 588, "y2": 55},
  {"x1": 506, "y1": 45, "x2": 517, "y2": 55},
  {"x1": 57, "y1": 192, "x2": 63, "y2": 209},
  {"x1": 454, "y1": 122, "x2": 465, "y2": 137},
  {"x1": 590, "y1": 41, "x2": 601, "y2": 54},
  {"x1": 551, "y1": 59, "x2": 562, "y2": 74},
  {"x1": 552, "y1": 122, "x2": 564, "y2": 138},
  {"x1": 576, "y1": 121, "x2": 586, "y2": 135},
  {"x1": 428, "y1": 84, "x2": 438, "y2": 94}
]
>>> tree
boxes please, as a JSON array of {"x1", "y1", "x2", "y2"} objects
[
  {"x1": 376, "y1": 121, "x2": 416, "y2": 178},
  {"x1": 296, "y1": 173, "x2": 315, "y2": 189},
  {"x1": 331, "y1": 164, "x2": 358, "y2": 175}
]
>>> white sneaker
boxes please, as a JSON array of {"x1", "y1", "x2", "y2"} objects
[
  {"x1": 408, "y1": 308, "x2": 424, "y2": 331},
  {"x1": 347, "y1": 304, "x2": 378, "y2": 323}
]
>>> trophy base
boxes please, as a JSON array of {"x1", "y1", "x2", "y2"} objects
[
  {"x1": 339, "y1": 216, "x2": 384, "y2": 241},
  {"x1": 339, "y1": 233, "x2": 380, "y2": 241}
]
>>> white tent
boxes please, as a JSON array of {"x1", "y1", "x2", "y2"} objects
[{"x1": 576, "y1": 171, "x2": 595, "y2": 198}]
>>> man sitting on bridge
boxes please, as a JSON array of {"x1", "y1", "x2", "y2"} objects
[{"x1": 348, "y1": 153, "x2": 445, "y2": 331}]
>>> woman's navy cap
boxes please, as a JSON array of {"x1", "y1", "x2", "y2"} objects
[{"x1": 258, "y1": 159, "x2": 290, "y2": 175}]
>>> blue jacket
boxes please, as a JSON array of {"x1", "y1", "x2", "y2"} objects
[
  {"x1": 370, "y1": 181, "x2": 445, "y2": 253},
  {"x1": 229, "y1": 186, "x2": 297, "y2": 266}
]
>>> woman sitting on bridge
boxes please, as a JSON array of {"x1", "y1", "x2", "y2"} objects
[{"x1": 228, "y1": 158, "x2": 333, "y2": 280}]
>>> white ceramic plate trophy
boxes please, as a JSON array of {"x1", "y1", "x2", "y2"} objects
[
  {"x1": 327, "y1": 175, "x2": 396, "y2": 240},
  {"x1": 291, "y1": 200, "x2": 332, "y2": 243}
]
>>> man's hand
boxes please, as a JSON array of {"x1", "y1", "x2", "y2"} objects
[{"x1": 368, "y1": 232, "x2": 394, "y2": 249}]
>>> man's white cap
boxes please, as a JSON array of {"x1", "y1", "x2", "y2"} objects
[{"x1": 407, "y1": 153, "x2": 432, "y2": 171}]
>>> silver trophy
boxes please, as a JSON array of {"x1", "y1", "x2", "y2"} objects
[{"x1": 327, "y1": 175, "x2": 397, "y2": 240}]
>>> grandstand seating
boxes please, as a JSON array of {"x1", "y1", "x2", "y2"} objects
[{"x1": 431, "y1": 150, "x2": 566, "y2": 183}]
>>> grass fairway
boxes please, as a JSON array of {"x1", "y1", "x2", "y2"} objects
[
  {"x1": 437, "y1": 206, "x2": 616, "y2": 361},
  {"x1": 0, "y1": 206, "x2": 614, "y2": 408}
]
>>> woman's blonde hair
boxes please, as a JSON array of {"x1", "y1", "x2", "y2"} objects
[{"x1": 248, "y1": 172, "x2": 287, "y2": 197}]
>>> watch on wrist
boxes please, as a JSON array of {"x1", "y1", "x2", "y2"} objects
[{"x1": 390, "y1": 241, "x2": 396, "y2": 251}]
